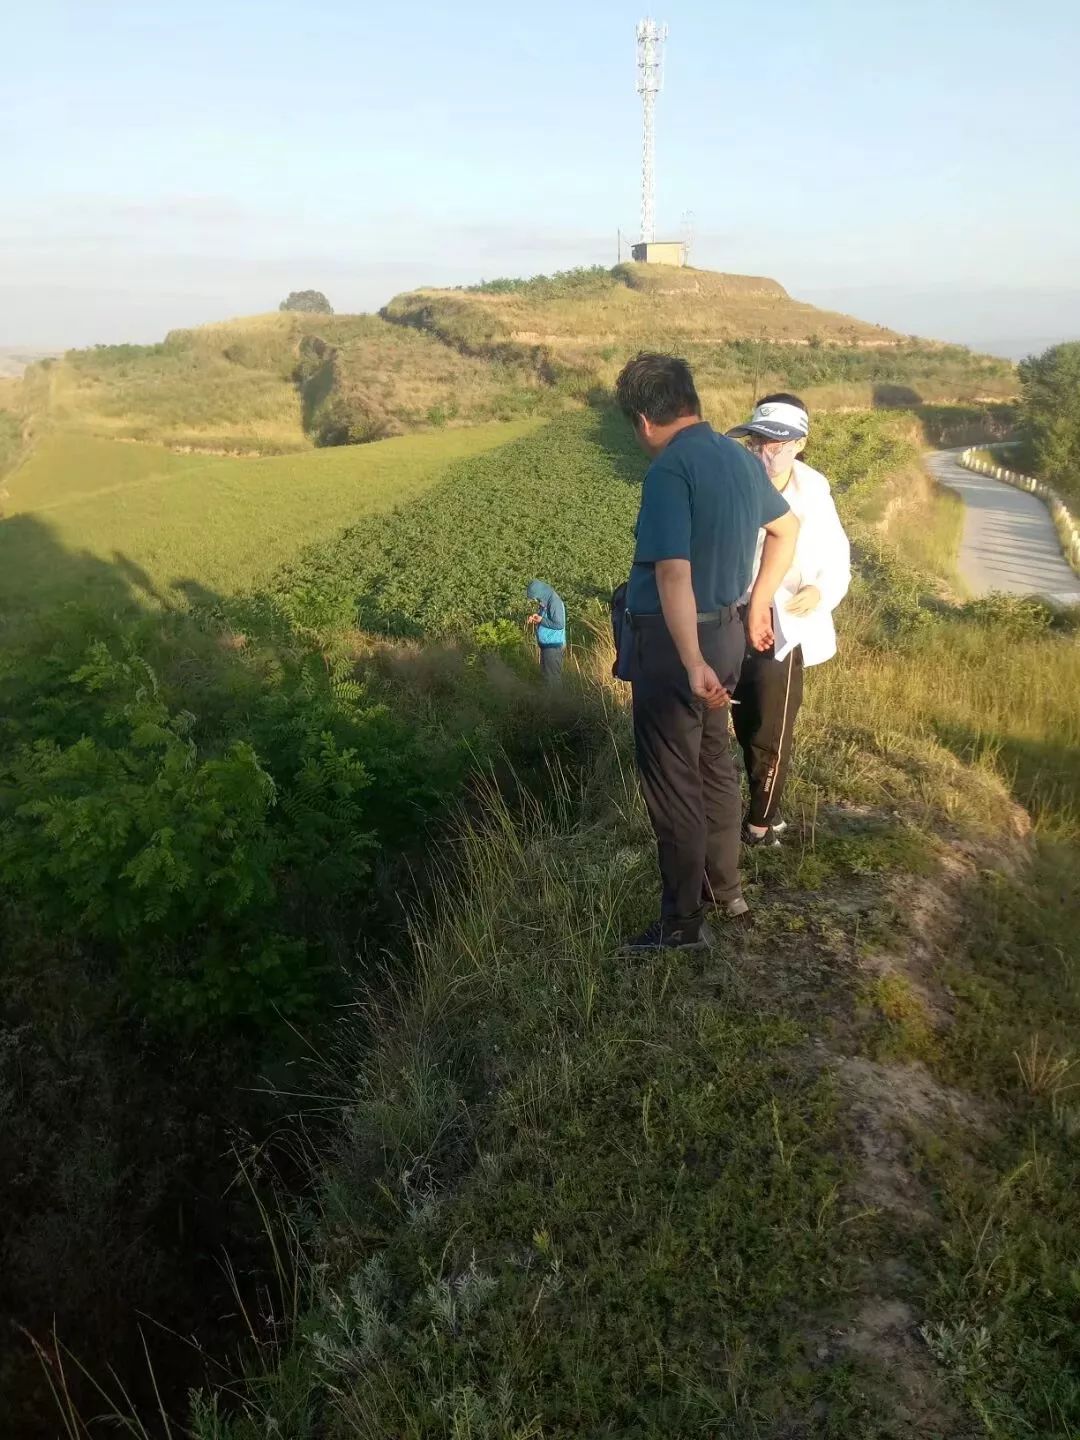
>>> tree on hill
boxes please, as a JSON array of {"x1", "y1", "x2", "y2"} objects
[
  {"x1": 280, "y1": 290, "x2": 334, "y2": 315},
  {"x1": 1019, "y1": 341, "x2": 1080, "y2": 485}
]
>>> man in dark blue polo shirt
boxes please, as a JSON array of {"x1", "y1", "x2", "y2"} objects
[{"x1": 615, "y1": 353, "x2": 799, "y2": 953}]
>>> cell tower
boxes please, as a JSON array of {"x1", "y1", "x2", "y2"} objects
[{"x1": 635, "y1": 18, "x2": 668, "y2": 244}]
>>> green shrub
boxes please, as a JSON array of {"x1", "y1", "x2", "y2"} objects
[
  {"x1": 957, "y1": 592, "x2": 1059, "y2": 638},
  {"x1": 468, "y1": 266, "x2": 614, "y2": 298},
  {"x1": 280, "y1": 289, "x2": 334, "y2": 314},
  {"x1": 0, "y1": 408, "x2": 22, "y2": 476},
  {"x1": 0, "y1": 621, "x2": 467, "y2": 1029},
  {"x1": 472, "y1": 618, "x2": 535, "y2": 676},
  {"x1": 1018, "y1": 341, "x2": 1080, "y2": 503},
  {"x1": 917, "y1": 402, "x2": 1019, "y2": 447}
]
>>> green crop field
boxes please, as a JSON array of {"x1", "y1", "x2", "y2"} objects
[
  {"x1": 0, "y1": 419, "x2": 539, "y2": 616},
  {"x1": 274, "y1": 409, "x2": 644, "y2": 637},
  {"x1": 274, "y1": 405, "x2": 922, "y2": 640}
]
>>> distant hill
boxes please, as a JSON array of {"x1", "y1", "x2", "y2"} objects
[
  {"x1": 384, "y1": 263, "x2": 899, "y2": 357},
  {"x1": 0, "y1": 347, "x2": 60, "y2": 379},
  {"x1": 5, "y1": 265, "x2": 1016, "y2": 456},
  {"x1": 383, "y1": 264, "x2": 1016, "y2": 428},
  {"x1": 15, "y1": 311, "x2": 553, "y2": 456}
]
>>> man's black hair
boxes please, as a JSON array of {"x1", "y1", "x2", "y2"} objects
[
  {"x1": 615, "y1": 352, "x2": 701, "y2": 427},
  {"x1": 756, "y1": 391, "x2": 808, "y2": 413}
]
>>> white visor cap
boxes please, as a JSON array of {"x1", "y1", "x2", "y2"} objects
[{"x1": 728, "y1": 400, "x2": 809, "y2": 442}]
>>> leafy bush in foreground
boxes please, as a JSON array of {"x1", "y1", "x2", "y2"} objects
[
  {"x1": 0, "y1": 596, "x2": 610, "y2": 1427},
  {"x1": 0, "y1": 620, "x2": 460, "y2": 1028},
  {"x1": 958, "y1": 592, "x2": 1068, "y2": 637}
]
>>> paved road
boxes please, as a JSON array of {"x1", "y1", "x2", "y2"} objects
[{"x1": 927, "y1": 449, "x2": 1080, "y2": 605}]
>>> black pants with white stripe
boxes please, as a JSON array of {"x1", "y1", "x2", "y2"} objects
[{"x1": 732, "y1": 642, "x2": 804, "y2": 827}]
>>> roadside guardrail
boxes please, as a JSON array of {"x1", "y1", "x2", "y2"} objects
[{"x1": 959, "y1": 446, "x2": 1080, "y2": 578}]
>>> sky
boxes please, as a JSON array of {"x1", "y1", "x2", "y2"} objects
[{"x1": 5, "y1": 0, "x2": 1080, "y2": 357}]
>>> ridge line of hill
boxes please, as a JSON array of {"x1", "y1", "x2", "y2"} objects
[{"x1": 0, "y1": 264, "x2": 1016, "y2": 463}]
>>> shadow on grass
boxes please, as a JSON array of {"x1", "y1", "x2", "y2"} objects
[
  {"x1": 932, "y1": 720, "x2": 1080, "y2": 829},
  {"x1": 581, "y1": 402, "x2": 650, "y2": 486},
  {"x1": 0, "y1": 512, "x2": 143, "y2": 622},
  {"x1": 873, "y1": 382, "x2": 923, "y2": 408}
]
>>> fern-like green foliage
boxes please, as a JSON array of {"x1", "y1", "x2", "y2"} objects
[{"x1": 0, "y1": 625, "x2": 461, "y2": 1029}]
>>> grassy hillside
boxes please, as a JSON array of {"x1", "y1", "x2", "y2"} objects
[
  {"x1": 171, "y1": 415, "x2": 1078, "y2": 1437},
  {"x1": 4, "y1": 402, "x2": 1080, "y2": 1435},
  {"x1": 28, "y1": 312, "x2": 558, "y2": 456},
  {"x1": 0, "y1": 420, "x2": 538, "y2": 616},
  {"x1": 383, "y1": 263, "x2": 1017, "y2": 422},
  {"x1": 385, "y1": 262, "x2": 892, "y2": 352},
  {"x1": 10, "y1": 264, "x2": 1015, "y2": 472},
  {"x1": 0, "y1": 408, "x2": 22, "y2": 479},
  {"x1": 294, "y1": 315, "x2": 554, "y2": 445},
  {"x1": 48, "y1": 314, "x2": 313, "y2": 453}
]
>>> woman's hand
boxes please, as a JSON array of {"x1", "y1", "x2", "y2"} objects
[
  {"x1": 747, "y1": 598, "x2": 775, "y2": 651},
  {"x1": 785, "y1": 584, "x2": 821, "y2": 617}
]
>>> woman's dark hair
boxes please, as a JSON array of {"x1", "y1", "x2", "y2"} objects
[
  {"x1": 755, "y1": 391, "x2": 809, "y2": 414},
  {"x1": 615, "y1": 352, "x2": 701, "y2": 426}
]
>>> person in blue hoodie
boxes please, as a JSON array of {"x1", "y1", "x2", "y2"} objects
[{"x1": 526, "y1": 580, "x2": 566, "y2": 680}]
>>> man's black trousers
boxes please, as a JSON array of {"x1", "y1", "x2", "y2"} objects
[
  {"x1": 630, "y1": 611, "x2": 746, "y2": 928},
  {"x1": 732, "y1": 641, "x2": 804, "y2": 827}
]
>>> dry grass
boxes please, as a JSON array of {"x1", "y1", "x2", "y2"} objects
[
  {"x1": 45, "y1": 314, "x2": 311, "y2": 453},
  {"x1": 300, "y1": 315, "x2": 552, "y2": 443},
  {"x1": 392, "y1": 263, "x2": 899, "y2": 356},
  {"x1": 385, "y1": 266, "x2": 1016, "y2": 408},
  {"x1": 25, "y1": 310, "x2": 557, "y2": 456}
]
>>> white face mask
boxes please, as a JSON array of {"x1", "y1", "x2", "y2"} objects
[{"x1": 753, "y1": 438, "x2": 801, "y2": 478}]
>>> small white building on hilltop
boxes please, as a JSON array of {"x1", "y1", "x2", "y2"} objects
[{"x1": 631, "y1": 240, "x2": 686, "y2": 267}]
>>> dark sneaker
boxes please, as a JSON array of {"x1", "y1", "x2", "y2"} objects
[
  {"x1": 770, "y1": 816, "x2": 788, "y2": 835},
  {"x1": 743, "y1": 822, "x2": 782, "y2": 848},
  {"x1": 619, "y1": 917, "x2": 712, "y2": 956}
]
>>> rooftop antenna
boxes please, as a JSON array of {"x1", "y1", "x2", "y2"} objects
[
  {"x1": 681, "y1": 208, "x2": 695, "y2": 265},
  {"x1": 635, "y1": 18, "x2": 668, "y2": 245}
]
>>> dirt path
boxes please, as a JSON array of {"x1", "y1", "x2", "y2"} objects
[{"x1": 927, "y1": 448, "x2": 1080, "y2": 605}]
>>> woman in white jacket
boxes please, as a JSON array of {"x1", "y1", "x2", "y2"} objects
[{"x1": 727, "y1": 394, "x2": 851, "y2": 846}]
